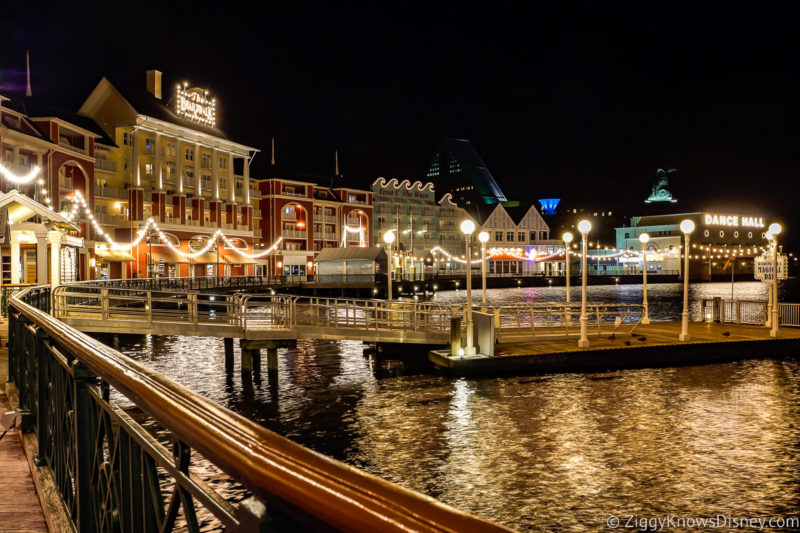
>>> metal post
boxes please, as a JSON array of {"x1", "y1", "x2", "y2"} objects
[
  {"x1": 771, "y1": 237, "x2": 780, "y2": 337},
  {"x1": 578, "y1": 232, "x2": 589, "y2": 348},
  {"x1": 481, "y1": 242, "x2": 486, "y2": 304},
  {"x1": 641, "y1": 242, "x2": 649, "y2": 324},
  {"x1": 680, "y1": 232, "x2": 691, "y2": 341},
  {"x1": 565, "y1": 247, "x2": 570, "y2": 302},
  {"x1": 464, "y1": 235, "x2": 475, "y2": 355},
  {"x1": 387, "y1": 242, "x2": 392, "y2": 300}
]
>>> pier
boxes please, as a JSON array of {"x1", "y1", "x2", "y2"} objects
[{"x1": 429, "y1": 320, "x2": 800, "y2": 375}]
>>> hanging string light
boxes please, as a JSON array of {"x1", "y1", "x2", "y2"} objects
[{"x1": 0, "y1": 162, "x2": 41, "y2": 184}]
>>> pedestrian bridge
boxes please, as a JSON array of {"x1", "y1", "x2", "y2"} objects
[{"x1": 53, "y1": 282, "x2": 646, "y2": 344}]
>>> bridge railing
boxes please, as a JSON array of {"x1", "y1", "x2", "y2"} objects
[
  {"x1": 8, "y1": 285, "x2": 511, "y2": 532},
  {"x1": 701, "y1": 299, "x2": 768, "y2": 325}
]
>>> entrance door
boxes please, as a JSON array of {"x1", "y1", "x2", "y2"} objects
[{"x1": 24, "y1": 250, "x2": 36, "y2": 283}]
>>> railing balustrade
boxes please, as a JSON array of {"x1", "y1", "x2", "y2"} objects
[{"x1": 9, "y1": 285, "x2": 507, "y2": 532}]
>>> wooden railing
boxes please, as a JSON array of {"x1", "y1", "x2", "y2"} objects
[{"x1": 8, "y1": 285, "x2": 512, "y2": 532}]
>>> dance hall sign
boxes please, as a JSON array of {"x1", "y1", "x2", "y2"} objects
[{"x1": 703, "y1": 213, "x2": 765, "y2": 228}]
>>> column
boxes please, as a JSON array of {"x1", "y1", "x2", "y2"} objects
[
  {"x1": 194, "y1": 143, "x2": 202, "y2": 192},
  {"x1": 10, "y1": 232, "x2": 20, "y2": 284},
  {"x1": 128, "y1": 187, "x2": 144, "y2": 221},
  {"x1": 209, "y1": 200, "x2": 222, "y2": 228},
  {"x1": 35, "y1": 231, "x2": 48, "y2": 284},
  {"x1": 172, "y1": 194, "x2": 186, "y2": 225},
  {"x1": 244, "y1": 152, "x2": 250, "y2": 204},
  {"x1": 212, "y1": 148, "x2": 219, "y2": 199},
  {"x1": 228, "y1": 153, "x2": 235, "y2": 203},
  {"x1": 176, "y1": 140, "x2": 184, "y2": 193},
  {"x1": 191, "y1": 197, "x2": 205, "y2": 227},
  {"x1": 35, "y1": 153, "x2": 43, "y2": 202},
  {"x1": 152, "y1": 191, "x2": 166, "y2": 221},
  {"x1": 48, "y1": 230, "x2": 62, "y2": 287},
  {"x1": 132, "y1": 128, "x2": 140, "y2": 186},
  {"x1": 155, "y1": 132, "x2": 163, "y2": 190}
]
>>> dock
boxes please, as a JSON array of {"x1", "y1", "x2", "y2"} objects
[
  {"x1": 0, "y1": 322, "x2": 48, "y2": 532},
  {"x1": 429, "y1": 321, "x2": 800, "y2": 374}
]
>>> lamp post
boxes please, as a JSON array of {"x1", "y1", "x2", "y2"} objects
[
  {"x1": 679, "y1": 219, "x2": 695, "y2": 341},
  {"x1": 383, "y1": 230, "x2": 395, "y2": 300},
  {"x1": 562, "y1": 232, "x2": 573, "y2": 303},
  {"x1": 478, "y1": 231, "x2": 489, "y2": 304},
  {"x1": 639, "y1": 232, "x2": 650, "y2": 324},
  {"x1": 769, "y1": 222, "x2": 782, "y2": 337},
  {"x1": 461, "y1": 219, "x2": 476, "y2": 355},
  {"x1": 577, "y1": 220, "x2": 591, "y2": 348}
]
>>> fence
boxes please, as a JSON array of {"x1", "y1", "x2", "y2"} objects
[{"x1": 8, "y1": 285, "x2": 510, "y2": 532}]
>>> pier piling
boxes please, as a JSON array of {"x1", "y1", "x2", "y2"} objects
[{"x1": 224, "y1": 338, "x2": 234, "y2": 373}]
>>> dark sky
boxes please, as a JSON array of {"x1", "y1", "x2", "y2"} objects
[{"x1": 2, "y1": 3, "x2": 800, "y2": 240}]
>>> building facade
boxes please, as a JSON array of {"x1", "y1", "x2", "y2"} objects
[
  {"x1": 78, "y1": 71, "x2": 262, "y2": 278},
  {"x1": 259, "y1": 178, "x2": 373, "y2": 276}
]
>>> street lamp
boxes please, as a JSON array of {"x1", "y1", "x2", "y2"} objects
[
  {"x1": 383, "y1": 230, "x2": 395, "y2": 300},
  {"x1": 460, "y1": 219, "x2": 476, "y2": 355},
  {"x1": 769, "y1": 222, "x2": 782, "y2": 337},
  {"x1": 639, "y1": 232, "x2": 650, "y2": 324},
  {"x1": 577, "y1": 220, "x2": 591, "y2": 348},
  {"x1": 679, "y1": 219, "x2": 695, "y2": 341},
  {"x1": 562, "y1": 232, "x2": 573, "y2": 303},
  {"x1": 478, "y1": 231, "x2": 489, "y2": 304}
]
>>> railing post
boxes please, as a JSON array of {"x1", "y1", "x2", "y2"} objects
[
  {"x1": 189, "y1": 293, "x2": 198, "y2": 324},
  {"x1": 72, "y1": 360, "x2": 97, "y2": 533},
  {"x1": 146, "y1": 292, "x2": 153, "y2": 322},
  {"x1": 101, "y1": 288, "x2": 109, "y2": 320},
  {"x1": 34, "y1": 328, "x2": 50, "y2": 466}
]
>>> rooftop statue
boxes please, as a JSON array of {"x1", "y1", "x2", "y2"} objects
[{"x1": 645, "y1": 168, "x2": 678, "y2": 203}]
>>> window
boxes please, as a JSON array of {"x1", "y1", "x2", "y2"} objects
[
  {"x1": 185, "y1": 147, "x2": 194, "y2": 161},
  {"x1": 201, "y1": 153, "x2": 212, "y2": 168},
  {"x1": 185, "y1": 166, "x2": 194, "y2": 180},
  {"x1": 145, "y1": 163, "x2": 154, "y2": 177},
  {"x1": 518, "y1": 232, "x2": 525, "y2": 242},
  {"x1": 506, "y1": 231, "x2": 514, "y2": 241},
  {"x1": 165, "y1": 143, "x2": 176, "y2": 157},
  {"x1": 219, "y1": 157, "x2": 227, "y2": 169},
  {"x1": 144, "y1": 138, "x2": 155, "y2": 153},
  {"x1": 219, "y1": 177, "x2": 228, "y2": 190},
  {"x1": 236, "y1": 179, "x2": 244, "y2": 193},
  {"x1": 202, "y1": 174, "x2": 212, "y2": 191},
  {"x1": 624, "y1": 232, "x2": 630, "y2": 239},
  {"x1": 530, "y1": 231, "x2": 537, "y2": 241},
  {"x1": 495, "y1": 231, "x2": 503, "y2": 241},
  {"x1": 164, "y1": 161, "x2": 176, "y2": 182},
  {"x1": 122, "y1": 132, "x2": 132, "y2": 146}
]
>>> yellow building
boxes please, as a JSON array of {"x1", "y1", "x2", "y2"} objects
[{"x1": 78, "y1": 70, "x2": 261, "y2": 278}]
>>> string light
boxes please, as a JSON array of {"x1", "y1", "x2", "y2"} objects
[{"x1": 0, "y1": 163, "x2": 41, "y2": 184}]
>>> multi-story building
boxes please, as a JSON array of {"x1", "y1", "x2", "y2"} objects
[
  {"x1": 259, "y1": 177, "x2": 373, "y2": 276},
  {"x1": 78, "y1": 71, "x2": 261, "y2": 278},
  {"x1": 0, "y1": 92, "x2": 108, "y2": 283},
  {"x1": 424, "y1": 138, "x2": 508, "y2": 207},
  {"x1": 371, "y1": 178, "x2": 473, "y2": 274}
]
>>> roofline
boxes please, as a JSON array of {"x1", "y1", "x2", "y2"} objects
[
  {"x1": 133, "y1": 115, "x2": 259, "y2": 154},
  {"x1": 27, "y1": 116, "x2": 102, "y2": 139}
]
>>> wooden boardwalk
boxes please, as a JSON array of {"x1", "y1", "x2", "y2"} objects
[
  {"x1": 430, "y1": 321, "x2": 800, "y2": 374},
  {"x1": 0, "y1": 322, "x2": 48, "y2": 532}
]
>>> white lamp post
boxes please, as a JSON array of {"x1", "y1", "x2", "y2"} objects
[
  {"x1": 679, "y1": 219, "x2": 695, "y2": 341},
  {"x1": 478, "y1": 231, "x2": 489, "y2": 304},
  {"x1": 639, "y1": 232, "x2": 650, "y2": 324},
  {"x1": 562, "y1": 232, "x2": 573, "y2": 303},
  {"x1": 577, "y1": 220, "x2": 591, "y2": 348},
  {"x1": 460, "y1": 219, "x2": 476, "y2": 355},
  {"x1": 769, "y1": 222, "x2": 782, "y2": 337},
  {"x1": 383, "y1": 230, "x2": 395, "y2": 300}
]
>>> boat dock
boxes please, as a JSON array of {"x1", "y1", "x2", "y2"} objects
[{"x1": 429, "y1": 321, "x2": 800, "y2": 374}]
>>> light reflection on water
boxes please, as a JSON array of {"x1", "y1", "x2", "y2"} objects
[{"x1": 110, "y1": 283, "x2": 800, "y2": 531}]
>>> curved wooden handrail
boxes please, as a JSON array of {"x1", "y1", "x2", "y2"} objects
[{"x1": 11, "y1": 287, "x2": 513, "y2": 532}]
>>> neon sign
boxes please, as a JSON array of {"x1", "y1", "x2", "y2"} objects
[
  {"x1": 703, "y1": 214, "x2": 764, "y2": 228},
  {"x1": 176, "y1": 84, "x2": 216, "y2": 127}
]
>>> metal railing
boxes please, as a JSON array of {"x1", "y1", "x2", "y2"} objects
[
  {"x1": 9, "y1": 285, "x2": 508, "y2": 532},
  {"x1": 701, "y1": 299, "x2": 768, "y2": 325},
  {"x1": 2, "y1": 283, "x2": 35, "y2": 316}
]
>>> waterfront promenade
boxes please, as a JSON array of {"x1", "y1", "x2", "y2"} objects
[
  {"x1": 0, "y1": 322, "x2": 48, "y2": 532},
  {"x1": 430, "y1": 320, "x2": 800, "y2": 374}
]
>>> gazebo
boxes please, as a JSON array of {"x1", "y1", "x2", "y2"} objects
[{"x1": 0, "y1": 189, "x2": 82, "y2": 287}]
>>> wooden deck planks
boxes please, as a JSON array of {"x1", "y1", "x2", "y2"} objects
[
  {"x1": 0, "y1": 322, "x2": 48, "y2": 533},
  {"x1": 495, "y1": 321, "x2": 800, "y2": 357}
]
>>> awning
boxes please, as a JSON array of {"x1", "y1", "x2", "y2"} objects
[
  {"x1": 188, "y1": 252, "x2": 222, "y2": 264},
  {"x1": 150, "y1": 248, "x2": 188, "y2": 264},
  {"x1": 95, "y1": 249, "x2": 135, "y2": 262}
]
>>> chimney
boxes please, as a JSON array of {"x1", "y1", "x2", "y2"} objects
[{"x1": 146, "y1": 70, "x2": 162, "y2": 99}]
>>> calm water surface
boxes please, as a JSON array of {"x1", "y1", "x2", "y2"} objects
[{"x1": 111, "y1": 283, "x2": 800, "y2": 531}]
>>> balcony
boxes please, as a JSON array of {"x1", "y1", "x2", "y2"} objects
[
  {"x1": 347, "y1": 198, "x2": 368, "y2": 205},
  {"x1": 95, "y1": 213, "x2": 126, "y2": 226},
  {"x1": 281, "y1": 212, "x2": 298, "y2": 221},
  {"x1": 59, "y1": 140, "x2": 87, "y2": 155},
  {"x1": 313, "y1": 232, "x2": 337, "y2": 241},
  {"x1": 281, "y1": 229, "x2": 307, "y2": 239},
  {"x1": 322, "y1": 214, "x2": 336, "y2": 223},
  {"x1": 95, "y1": 159, "x2": 117, "y2": 172},
  {"x1": 252, "y1": 209, "x2": 262, "y2": 218},
  {"x1": 282, "y1": 190, "x2": 306, "y2": 198},
  {"x1": 95, "y1": 185, "x2": 127, "y2": 200}
]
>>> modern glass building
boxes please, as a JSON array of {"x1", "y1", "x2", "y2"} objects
[{"x1": 424, "y1": 138, "x2": 508, "y2": 207}]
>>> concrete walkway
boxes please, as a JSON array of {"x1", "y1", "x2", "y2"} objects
[{"x1": 0, "y1": 321, "x2": 48, "y2": 532}]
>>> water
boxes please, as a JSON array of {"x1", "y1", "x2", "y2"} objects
[{"x1": 110, "y1": 283, "x2": 800, "y2": 531}]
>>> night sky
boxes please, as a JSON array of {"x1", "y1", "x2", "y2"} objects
[{"x1": 2, "y1": 4, "x2": 799, "y2": 242}]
